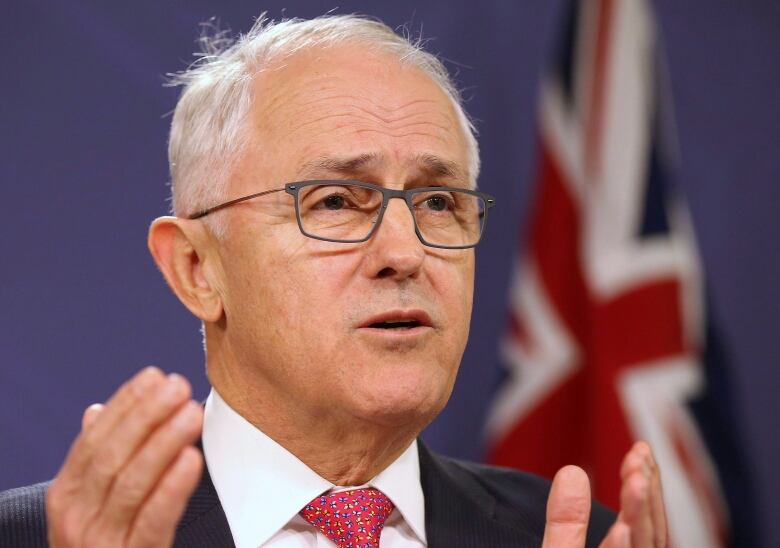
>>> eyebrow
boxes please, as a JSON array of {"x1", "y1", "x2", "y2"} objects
[
  {"x1": 299, "y1": 153, "x2": 379, "y2": 177},
  {"x1": 298, "y1": 152, "x2": 466, "y2": 182},
  {"x1": 414, "y1": 153, "x2": 464, "y2": 180}
]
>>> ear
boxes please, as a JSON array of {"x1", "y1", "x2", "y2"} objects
[{"x1": 148, "y1": 216, "x2": 224, "y2": 323}]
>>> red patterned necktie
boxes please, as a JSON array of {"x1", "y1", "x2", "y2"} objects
[{"x1": 299, "y1": 487, "x2": 395, "y2": 547}]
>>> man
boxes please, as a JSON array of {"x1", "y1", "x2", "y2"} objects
[{"x1": 0, "y1": 14, "x2": 666, "y2": 548}]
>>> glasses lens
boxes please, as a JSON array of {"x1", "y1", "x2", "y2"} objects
[
  {"x1": 412, "y1": 189, "x2": 485, "y2": 248},
  {"x1": 295, "y1": 183, "x2": 487, "y2": 247},
  {"x1": 296, "y1": 183, "x2": 382, "y2": 241}
]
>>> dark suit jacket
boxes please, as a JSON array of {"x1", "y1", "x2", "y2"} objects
[{"x1": 0, "y1": 442, "x2": 614, "y2": 547}]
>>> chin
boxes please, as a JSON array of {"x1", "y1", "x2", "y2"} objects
[{"x1": 349, "y1": 369, "x2": 454, "y2": 430}]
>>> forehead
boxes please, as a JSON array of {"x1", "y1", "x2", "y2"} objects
[{"x1": 238, "y1": 42, "x2": 470, "y2": 187}]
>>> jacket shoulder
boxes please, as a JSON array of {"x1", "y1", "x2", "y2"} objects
[
  {"x1": 433, "y1": 455, "x2": 552, "y2": 526},
  {"x1": 0, "y1": 481, "x2": 50, "y2": 547},
  {"x1": 431, "y1": 454, "x2": 615, "y2": 547}
]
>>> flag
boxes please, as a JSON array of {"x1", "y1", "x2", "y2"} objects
[{"x1": 485, "y1": 0, "x2": 754, "y2": 545}]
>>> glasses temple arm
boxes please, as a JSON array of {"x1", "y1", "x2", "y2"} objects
[{"x1": 187, "y1": 187, "x2": 286, "y2": 219}]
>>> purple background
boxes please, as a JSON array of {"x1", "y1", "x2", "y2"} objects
[{"x1": 2, "y1": 1, "x2": 778, "y2": 545}]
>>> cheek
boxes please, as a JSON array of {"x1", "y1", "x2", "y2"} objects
[
  {"x1": 281, "y1": 247, "x2": 361, "y2": 311},
  {"x1": 430, "y1": 253, "x2": 474, "y2": 324},
  {"x1": 247, "y1": 241, "x2": 363, "y2": 345}
]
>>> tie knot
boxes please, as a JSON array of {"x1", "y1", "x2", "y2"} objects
[{"x1": 300, "y1": 487, "x2": 395, "y2": 548}]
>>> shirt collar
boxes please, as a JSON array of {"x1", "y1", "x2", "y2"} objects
[
  {"x1": 372, "y1": 438, "x2": 427, "y2": 543},
  {"x1": 202, "y1": 388, "x2": 426, "y2": 547}
]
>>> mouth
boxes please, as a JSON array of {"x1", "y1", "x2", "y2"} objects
[
  {"x1": 358, "y1": 310, "x2": 433, "y2": 333},
  {"x1": 368, "y1": 319, "x2": 423, "y2": 330}
]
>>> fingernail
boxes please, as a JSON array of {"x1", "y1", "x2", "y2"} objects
[
  {"x1": 159, "y1": 375, "x2": 185, "y2": 402},
  {"x1": 134, "y1": 366, "x2": 162, "y2": 394},
  {"x1": 168, "y1": 372, "x2": 188, "y2": 385}
]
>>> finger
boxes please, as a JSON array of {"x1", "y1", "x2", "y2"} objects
[
  {"x1": 620, "y1": 442, "x2": 666, "y2": 548},
  {"x1": 60, "y1": 367, "x2": 167, "y2": 480},
  {"x1": 542, "y1": 465, "x2": 591, "y2": 548},
  {"x1": 621, "y1": 468, "x2": 654, "y2": 548},
  {"x1": 82, "y1": 403, "x2": 105, "y2": 430},
  {"x1": 77, "y1": 373, "x2": 192, "y2": 505},
  {"x1": 94, "y1": 400, "x2": 203, "y2": 534},
  {"x1": 642, "y1": 444, "x2": 667, "y2": 548},
  {"x1": 599, "y1": 521, "x2": 631, "y2": 548},
  {"x1": 54, "y1": 370, "x2": 190, "y2": 527},
  {"x1": 127, "y1": 446, "x2": 204, "y2": 548},
  {"x1": 47, "y1": 367, "x2": 170, "y2": 544}
]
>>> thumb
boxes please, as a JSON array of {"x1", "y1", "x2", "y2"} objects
[
  {"x1": 542, "y1": 465, "x2": 592, "y2": 548},
  {"x1": 81, "y1": 403, "x2": 105, "y2": 430}
]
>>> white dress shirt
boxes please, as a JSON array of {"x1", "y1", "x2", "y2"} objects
[{"x1": 202, "y1": 389, "x2": 427, "y2": 547}]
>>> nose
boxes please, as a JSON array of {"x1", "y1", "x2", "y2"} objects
[{"x1": 364, "y1": 197, "x2": 425, "y2": 280}]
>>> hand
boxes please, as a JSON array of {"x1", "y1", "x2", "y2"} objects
[
  {"x1": 541, "y1": 441, "x2": 667, "y2": 547},
  {"x1": 45, "y1": 367, "x2": 204, "y2": 547}
]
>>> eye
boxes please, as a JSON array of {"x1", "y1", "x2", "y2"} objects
[
  {"x1": 425, "y1": 195, "x2": 449, "y2": 212},
  {"x1": 322, "y1": 194, "x2": 346, "y2": 210}
]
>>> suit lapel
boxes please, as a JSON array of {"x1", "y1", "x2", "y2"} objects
[
  {"x1": 173, "y1": 449, "x2": 235, "y2": 548},
  {"x1": 418, "y1": 442, "x2": 542, "y2": 548}
]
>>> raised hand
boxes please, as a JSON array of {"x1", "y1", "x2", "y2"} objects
[
  {"x1": 45, "y1": 367, "x2": 204, "y2": 547},
  {"x1": 542, "y1": 441, "x2": 667, "y2": 547}
]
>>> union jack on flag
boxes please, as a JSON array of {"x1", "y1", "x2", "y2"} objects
[{"x1": 485, "y1": 0, "x2": 752, "y2": 545}]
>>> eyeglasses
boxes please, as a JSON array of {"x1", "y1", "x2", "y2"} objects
[{"x1": 188, "y1": 179, "x2": 496, "y2": 249}]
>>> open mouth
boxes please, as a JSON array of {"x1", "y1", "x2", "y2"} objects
[
  {"x1": 368, "y1": 319, "x2": 422, "y2": 330},
  {"x1": 359, "y1": 310, "x2": 433, "y2": 332}
]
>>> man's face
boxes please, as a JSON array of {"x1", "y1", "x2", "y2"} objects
[{"x1": 209, "y1": 43, "x2": 475, "y2": 431}]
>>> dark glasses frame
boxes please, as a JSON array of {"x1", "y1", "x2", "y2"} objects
[{"x1": 188, "y1": 179, "x2": 496, "y2": 249}]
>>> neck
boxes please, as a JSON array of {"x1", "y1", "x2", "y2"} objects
[{"x1": 207, "y1": 355, "x2": 422, "y2": 485}]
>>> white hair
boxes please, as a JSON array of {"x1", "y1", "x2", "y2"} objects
[{"x1": 166, "y1": 14, "x2": 481, "y2": 220}]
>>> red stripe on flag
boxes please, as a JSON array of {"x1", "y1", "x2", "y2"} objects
[
  {"x1": 585, "y1": 0, "x2": 614, "y2": 180},
  {"x1": 594, "y1": 280, "x2": 687, "y2": 367},
  {"x1": 527, "y1": 141, "x2": 588, "y2": 350}
]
